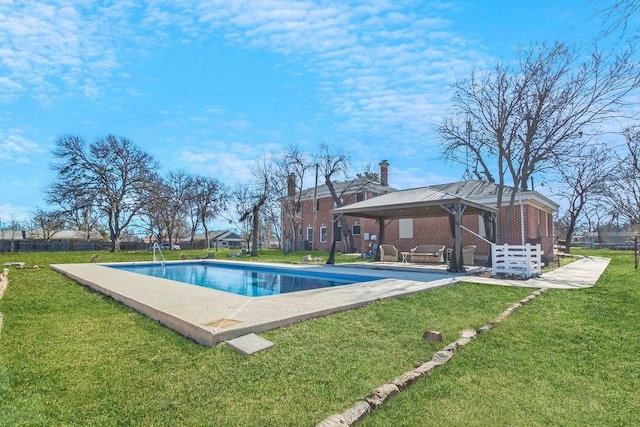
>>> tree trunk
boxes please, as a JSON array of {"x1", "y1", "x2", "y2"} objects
[
  {"x1": 251, "y1": 205, "x2": 260, "y2": 256},
  {"x1": 111, "y1": 235, "x2": 121, "y2": 252},
  {"x1": 326, "y1": 240, "x2": 336, "y2": 264},
  {"x1": 339, "y1": 215, "x2": 354, "y2": 253}
]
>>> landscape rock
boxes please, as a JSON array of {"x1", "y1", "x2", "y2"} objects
[
  {"x1": 460, "y1": 329, "x2": 477, "y2": 339},
  {"x1": 341, "y1": 401, "x2": 370, "y2": 425},
  {"x1": 431, "y1": 350, "x2": 454, "y2": 365},
  {"x1": 392, "y1": 370, "x2": 423, "y2": 389},
  {"x1": 413, "y1": 360, "x2": 439, "y2": 375},
  {"x1": 366, "y1": 383, "x2": 399, "y2": 409},
  {"x1": 422, "y1": 330, "x2": 443, "y2": 342},
  {"x1": 316, "y1": 414, "x2": 348, "y2": 427}
]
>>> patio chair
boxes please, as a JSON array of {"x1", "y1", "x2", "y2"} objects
[
  {"x1": 379, "y1": 244, "x2": 399, "y2": 262},
  {"x1": 462, "y1": 245, "x2": 476, "y2": 265}
]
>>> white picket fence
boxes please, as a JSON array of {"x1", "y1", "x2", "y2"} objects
[{"x1": 492, "y1": 243, "x2": 543, "y2": 279}]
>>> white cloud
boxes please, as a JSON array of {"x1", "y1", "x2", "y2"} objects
[
  {"x1": 0, "y1": 0, "x2": 488, "y2": 144},
  {"x1": 0, "y1": 129, "x2": 42, "y2": 163},
  {"x1": 163, "y1": 0, "x2": 489, "y2": 147},
  {"x1": 0, "y1": 1, "x2": 139, "y2": 104}
]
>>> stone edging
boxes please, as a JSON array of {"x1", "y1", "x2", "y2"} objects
[
  {"x1": 0, "y1": 267, "x2": 8, "y2": 300},
  {"x1": 0, "y1": 267, "x2": 8, "y2": 339},
  {"x1": 317, "y1": 288, "x2": 548, "y2": 426}
]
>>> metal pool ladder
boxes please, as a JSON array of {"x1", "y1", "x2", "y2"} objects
[{"x1": 152, "y1": 243, "x2": 166, "y2": 266}]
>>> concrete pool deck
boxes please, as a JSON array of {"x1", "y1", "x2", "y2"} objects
[
  {"x1": 51, "y1": 260, "x2": 458, "y2": 346},
  {"x1": 50, "y1": 256, "x2": 609, "y2": 347}
]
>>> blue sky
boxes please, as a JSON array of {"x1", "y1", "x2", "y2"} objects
[{"x1": 0, "y1": 1, "x2": 617, "y2": 225}]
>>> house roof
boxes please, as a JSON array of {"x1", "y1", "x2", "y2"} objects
[
  {"x1": 299, "y1": 177, "x2": 397, "y2": 200},
  {"x1": 193, "y1": 230, "x2": 243, "y2": 241},
  {"x1": 331, "y1": 186, "x2": 498, "y2": 219}
]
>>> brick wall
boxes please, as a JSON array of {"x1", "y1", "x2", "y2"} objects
[{"x1": 284, "y1": 194, "x2": 554, "y2": 257}]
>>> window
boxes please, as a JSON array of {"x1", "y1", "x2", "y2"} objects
[
  {"x1": 298, "y1": 226, "x2": 302, "y2": 237},
  {"x1": 316, "y1": 199, "x2": 321, "y2": 211},
  {"x1": 295, "y1": 202, "x2": 301, "y2": 213},
  {"x1": 333, "y1": 216, "x2": 342, "y2": 242},
  {"x1": 399, "y1": 218, "x2": 413, "y2": 238},
  {"x1": 538, "y1": 210, "x2": 548, "y2": 237},
  {"x1": 478, "y1": 215, "x2": 487, "y2": 238},
  {"x1": 306, "y1": 227, "x2": 313, "y2": 242},
  {"x1": 356, "y1": 192, "x2": 364, "y2": 202},
  {"x1": 320, "y1": 226, "x2": 327, "y2": 243},
  {"x1": 352, "y1": 223, "x2": 361, "y2": 235}
]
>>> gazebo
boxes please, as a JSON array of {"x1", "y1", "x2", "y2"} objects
[{"x1": 331, "y1": 186, "x2": 498, "y2": 272}]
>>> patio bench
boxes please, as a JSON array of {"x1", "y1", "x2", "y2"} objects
[{"x1": 410, "y1": 245, "x2": 445, "y2": 263}]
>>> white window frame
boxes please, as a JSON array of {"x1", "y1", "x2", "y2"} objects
[
  {"x1": 352, "y1": 223, "x2": 361, "y2": 235},
  {"x1": 320, "y1": 226, "x2": 327, "y2": 243},
  {"x1": 306, "y1": 227, "x2": 313, "y2": 242},
  {"x1": 399, "y1": 218, "x2": 413, "y2": 239},
  {"x1": 478, "y1": 215, "x2": 487, "y2": 238}
]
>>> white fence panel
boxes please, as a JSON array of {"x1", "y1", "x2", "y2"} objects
[{"x1": 492, "y1": 243, "x2": 543, "y2": 279}]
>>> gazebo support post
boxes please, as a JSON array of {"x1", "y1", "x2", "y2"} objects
[
  {"x1": 447, "y1": 203, "x2": 466, "y2": 273},
  {"x1": 375, "y1": 218, "x2": 386, "y2": 261}
]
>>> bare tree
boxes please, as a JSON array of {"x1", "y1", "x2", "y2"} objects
[
  {"x1": 52, "y1": 190, "x2": 102, "y2": 241},
  {"x1": 595, "y1": 0, "x2": 640, "y2": 39},
  {"x1": 7, "y1": 215, "x2": 23, "y2": 252},
  {"x1": 439, "y1": 41, "x2": 640, "y2": 243},
  {"x1": 356, "y1": 163, "x2": 381, "y2": 182},
  {"x1": 179, "y1": 173, "x2": 200, "y2": 249},
  {"x1": 140, "y1": 178, "x2": 168, "y2": 245},
  {"x1": 48, "y1": 135, "x2": 159, "y2": 251},
  {"x1": 550, "y1": 144, "x2": 611, "y2": 253},
  {"x1": 194, "y1": 176, "x2": 226, "y2": 249},
  {"x1": 227, "y1": 183, "x2": 254, "y2": 249},
  {"x1": 315, "y1": 143, "x2": 361, "y2": 254},
  {"x1": 240, "y1": 157, "x2": 275, "y2": 256},
  {"x1": 156, "y1": 170, "x2": 191, "y2": 248},
  {"x1": 602, "y1": 126, "x2": 640, "y2": 224},
  {"x1": 278, "y1": 146, "x2": 312, "y2": 253},
  {"x1": 31, "y1": 208, "x2": 64, "y2": 241}
]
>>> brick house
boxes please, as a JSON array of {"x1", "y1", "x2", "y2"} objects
[{"x1": 283, "y1": 161, "x2": 559, "y2": 263}]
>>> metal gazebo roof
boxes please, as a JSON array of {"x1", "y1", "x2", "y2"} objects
[
  {"x1": 330, "y1": 186, "x2": 498, "y2": 273},
  {"x1": 331, "y1": 186, "x2": 498, "y2": 219}
]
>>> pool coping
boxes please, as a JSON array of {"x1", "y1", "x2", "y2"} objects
[{"x1": 51, "y1": 259, "x2": 458, "y2": 346}]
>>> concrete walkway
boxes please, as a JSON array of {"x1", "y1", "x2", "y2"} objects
[{"x1": 461, "y1": 256, "x2": 610, "y2": 289}]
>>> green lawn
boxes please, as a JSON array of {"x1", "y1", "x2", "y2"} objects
[{"x1": 0, "y1": 249, "x2": 637, "y2": 425}]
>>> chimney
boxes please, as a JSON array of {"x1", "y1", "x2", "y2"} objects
[
  {"x1": 287, "y1": 173, "x2": 296, "y2": 197},
  {"x1": 379, "y1": 160, "x2": 389, "y2": 186}
]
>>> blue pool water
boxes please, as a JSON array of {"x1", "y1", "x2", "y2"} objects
[{"x1": 110, "y1": 261, "x2": 381, "y2": 297}]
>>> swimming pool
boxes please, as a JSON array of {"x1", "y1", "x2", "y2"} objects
[{"x1": 110, "y1": 261, "x2": 382, "y2": 297}]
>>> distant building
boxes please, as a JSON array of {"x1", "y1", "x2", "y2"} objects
[
  {"x1": 0, "y1": 229, "x2": 104, "y2": 241},
  {"x1": 188, "y1": 230, "x2": 244, "y2": 249},
  {"x1": 209, "y1": 230, "x2": 244, "y2": 249}
]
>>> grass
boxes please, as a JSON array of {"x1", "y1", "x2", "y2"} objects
[
  {"x1": 362, "y1": 249, "x2": 640, "y2": 426},
  {"x1": 0, "y1": 248, "x2": 636, "y2": 425}
]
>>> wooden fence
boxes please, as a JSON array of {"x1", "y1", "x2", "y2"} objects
[
  {"x1": 492, "y1": 243, "x2": 543, "y2": 279},
  {"x1": 0, "y1": 239, "x2": 217, "y2": 253}
]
